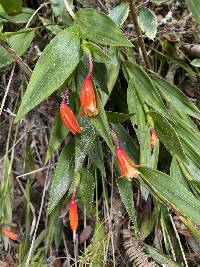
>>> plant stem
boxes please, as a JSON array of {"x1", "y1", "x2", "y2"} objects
[
  {"x1": 129, "y1": 0, "x2": 152, "y2": 70},
  {"x1": 0, "y1": 40, "x2": 32, "y2": 78}
]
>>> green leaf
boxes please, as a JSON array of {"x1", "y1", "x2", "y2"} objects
[
  {"x1": 75, "y1": 8, "x2": 132, "y2": 47},
  {"x1": 117, "y1": 179, "x2": 138, "y2": 233},
  {"x1": 0, "y1": 0, "x2": 22, "y2": 15},
  {"x1": 82, "y1": 41, "x2": 113, "y2": 64},
  {"x1": 88, "y1": 136, "x2": 106, "y2": 176},
  {"x1": 45, "y1": 110, "x2": 68, "y2": 163},
  {"x1": 137, "y1": 7, "x2": 157, "y2": 40},
  {"x1": 185, "y1": 0, "x2": 200, "y2": 25},
  {"x1": 0, "y1": 29, "x2": 35, "y2": 68},
  {"x1": 15, "y1": 26, "x2": 80, "y2": 122},
  {"x1": 93, "y1": 62, "x2": 109, "y2": 95},
  {"x1": 190, "y1": 58, "x2": 200, "y2": 67},
  {"x1": 125, "y1": 62, "x2": 168, "y2": 117},
  {"x1": 0, "y1": 8, "x2": 34, "y2": 23},
  {"x1": 138, "y1": 167, "x2": 200, "y2": 225},
  {"x1": 76, "y1": 168, "x2": 95, "y2": 212},
  {"x1": 101, "y1": 47, "x2": 120, "y2": 106},
  {"x1": 144, "y1": 244, "x2": 182, "y2": 267},
  {"x1": 151, "y1": 74, "x2": 200, "y2": 120},
  {"x1": 127, "y1": 79, "x2": 159, "y2": 169},
  {"x1": 150, "y1": 112, "x2": 186, "y2": 162},
  {"x1": 75, "y1": 117, "x2": 97, "y2": 173},
  {"x1": 47, "y1": 139, "x2": 75, "y2": 214},
  {"x1": 90, "y1": 92, "x2": 114, "y2": 152},
  {"x1": 109, "y1": 3, "x2": 129, "y2": 26},
  {"x1": 141, "y1": 200, "x2": 160, "y2": 240},
  {"x1": 170, "y1": 157, "x2": 189, "y2": 189},
  {"x1": 106, "y1": 111, "x2": 134, "y2": 123}
]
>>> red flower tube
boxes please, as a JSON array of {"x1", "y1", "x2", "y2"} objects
[
  {"x1": 69, "y1": 192, "x2": 78, "y2": 240},
  {"x1": 60, "y1": 93, "x2": 81, "y2": 135},
  {"x1": 111, "y1": 130, "x2": 139, "y2": 181},
  {"x1": 80, "y1": 56, "x2": 98, "y2": 117},
  {"x1": 1, "y1": 227, "x2": 18, "y2": 241}
]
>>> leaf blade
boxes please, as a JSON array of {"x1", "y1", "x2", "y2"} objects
[{"x1": 15, "y1": 26, "x2": 80, "y2": 122}]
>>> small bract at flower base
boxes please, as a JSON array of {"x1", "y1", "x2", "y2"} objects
[
  {"x1": 60, "y1": 92, "x2": 81, "y2": 135},
  {"x1": 69, "y1": 192, "x2": 78, "y2": 242},
  {"x1": 111, "y1": 129, "x2": 140, "y2": 181},
  {"x1": 80, "y1": 55, "x2": 98, "y2": 117}
]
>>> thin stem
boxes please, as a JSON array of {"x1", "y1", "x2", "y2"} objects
[
  {"x1": 0, "y1": 40, "x2": 32, "y2": 77},
  {"x1": 63, "y1": 0, "x2": 75, "y2": 20},
  {"x1": 0, "y1": 64, "x2": 15, "y2": 116},
  {"x1": 25, "y1": 2, "x2": 50, "y2": 28},
  {"x1": 129, "y1": 0, "x2": 152, "y2": 70}
]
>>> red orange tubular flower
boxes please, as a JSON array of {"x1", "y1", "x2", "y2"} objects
[
  {"x1": 1, "y1": 227, "x2": 18, "y2": 241},
  {"x1": 150, "y1": 127, "x2": 158, "y2": 155},
  {"x1": 80, "y1": 55, "x2": 98, "y2": 117},
  {"x1": 69, "y1": 192, "x2": 78, "y2": 240},
  {"x1": 60, "y1": 93, "x2": 81, "y2": 135},
  {"x1": 111, "y1": 130, "x2": 139, "y2": 181}
]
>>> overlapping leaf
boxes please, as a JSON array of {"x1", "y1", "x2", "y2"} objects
[
  {"x1": 139, "y1": 167, "x2": 200, "y2": 225},
  {"x1": 75, "y1": 8, "x2": 132, "y2": 47}
]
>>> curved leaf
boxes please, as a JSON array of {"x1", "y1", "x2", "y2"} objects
[
  {"x1": 125, "y1": 62, "x2": 168, "y2": 117},
  {"x1": 150, "y1": 112, "x2": 186, "y2": 162},
  {"x1": 139, "y1": 167, "x2": 200, "y2": 225},
  {"x1": 138, "y1": 7, "x2": 157, "y2": 40},
  {"x1": 117, "y1": 179, "x2": 138, "y2": 234},
  {"x1": 90, "y1": 92, "x2": 114, "y2": 152},
  {"x1": 75, "y1": 117, "x2": 97, "y2": 173},
  {"x1": 76, "y1": 168, "x2": 95, "y2": 212},
  {"x1": 109, "y1": 3, "x2": 129, "y2": 26},
  {"x1": 151, "y1": 74, "x2": 200, "y2": 120},
  {"x1": 75, "y1": 8, "x2": 132, "y2": 47},
  {"x1": 47, "y1": 139, "x2": 75, "y2": 214},
  {"x1": 0, "y1": 29, "x2": 35, "y2": 68},
  {"x1": 106, "y1": 111, "x2": 134, "y2": 124},
  {"x1": 0, "y1": 0, "x2": 22, "y2": 15},
  {"x1": 82, "y1": 41, "x2": 113, "y2": 64},
  {"x1": 15, "y1": 26, "x2": 80, "y2": 122}
]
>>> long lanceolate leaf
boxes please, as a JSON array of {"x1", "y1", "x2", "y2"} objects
[
  {"x1": 48, "y1": 139, "x2": 75, "y2": 214},
  {"x1": 138, "y1": 167, "x2": 200, "y2": 225},
  {"x1": 151, "y1": 75, "x2": 200, "y2": 120},
  {"x1": 48, "y1": 118, "x2": 97, "y2": 214},
  {"x1": 15, "y1": 26, "x2": 80, "y2": 122},
  {"x1": 125, "y1": 62, "x2": 168, "y2": 117},
  {"x1": 75, "y1": 8, "x2": 132, "y2": 47}
]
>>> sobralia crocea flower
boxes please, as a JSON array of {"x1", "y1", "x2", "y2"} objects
[
  {"x1": 111, "y1": 129, "x2": 139, "y2": 181},
  {"x1": 69, "y1": 192, "x2": 78, "y2": 241},
  {"x1": 150, "y1": 127, "x2": 158, "y2": 155},
  {"x1": 60, "y1": 93, "x2": 81, "y2": 135},
  {"x1": 80, "y1": 55, "x2": 98, "y2": 117}
]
